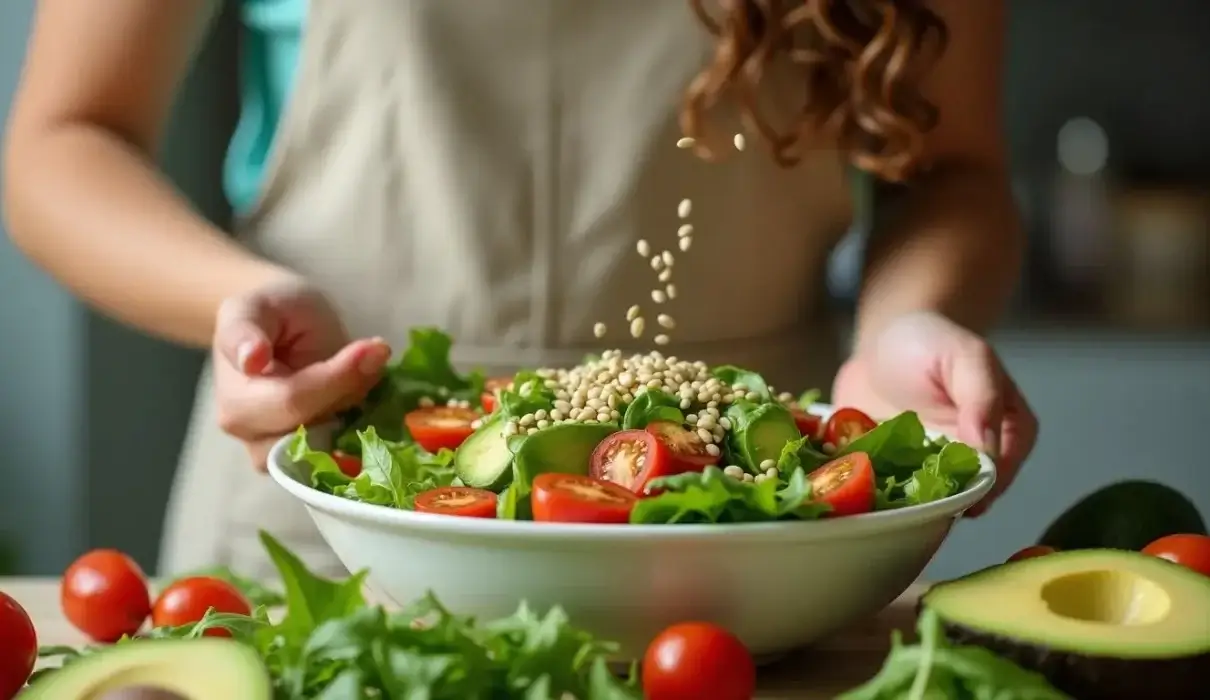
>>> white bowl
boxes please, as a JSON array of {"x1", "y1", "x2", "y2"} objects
[{"x1": 267, "y1": 405, "x2": 995, "y2": 659}]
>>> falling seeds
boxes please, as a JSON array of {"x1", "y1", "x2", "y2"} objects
[
  {"x1": 677, "y1": 199, "x2": 692, "y2": 219},
  {"x1": 733, "y1": 133, "x2": 746, "y2": 151},
  {"x1": 650, "y1": 256, "x2": 664, "y2": 271},
  {"x1": 678, "y1": 237, "x2": 692, "y2": 252},
  {"x1": 629, "y1": 317, "x2": 646, "y2": 338},
  {"x1": 626, "y1": 305, "x2": 641, "y2": 322},
  {"x1": 661, "y1": 250, "x2": 675, "y2": 267},
  {"x1": 676, "y1": 137, "x2": 695, "y2": 149},
  {"x1": 654, "y1": 334, "x2": 670, "y2": 346},
  {"x1": 665, "y1": 283, "x2": 677, "y2": 299},
  {"x1": 658, "y1": 268, "x2": 673, "y2": 282},
  {"x1": 677, "y1": 224, "x2": 694, "y2": 238},
  {"x1": 593, "y1": 322, "x2": 607, "y2": 338},
  {"x1": 636, "y1": 239, "x2": 651, "y2": 257},
  {"x1": 651, "y1": 289, "x2": 667, "y2": 304},
  {"x1": 657, "y1": 314, "x2": 676, "y2": 329}
]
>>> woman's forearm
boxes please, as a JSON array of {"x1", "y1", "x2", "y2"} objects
[
  {"x1": 852, "y1": 165, "x2": 1024, "y2": 351},
  {"x1": 2, "y1": 121, "x2": 292, "y2": 348}
]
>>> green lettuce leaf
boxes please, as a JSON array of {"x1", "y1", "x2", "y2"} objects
[{"x1": 631, "y1": 466, "x2": 830, "y2": 524}]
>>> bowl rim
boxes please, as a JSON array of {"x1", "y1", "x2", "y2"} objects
[{"x1": 266, "y1": 403, "x2": 996, "y2": 543}]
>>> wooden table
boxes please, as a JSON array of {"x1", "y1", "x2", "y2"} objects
[{"x1": 4, "y1": 578, "x2": 922, "y2": 699}]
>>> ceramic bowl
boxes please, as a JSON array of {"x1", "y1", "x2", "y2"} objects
[{"x1": 267, "y1": 405, "x2": 995, "y2": 659}]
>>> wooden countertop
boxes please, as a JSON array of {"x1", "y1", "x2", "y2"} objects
[{"x1": 3, "y1": 578, "x2": 923, "y2": 699}]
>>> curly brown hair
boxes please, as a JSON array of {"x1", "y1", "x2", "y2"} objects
[{"x1": 681, "y1": 0, "x2": 948, "y2": 182}]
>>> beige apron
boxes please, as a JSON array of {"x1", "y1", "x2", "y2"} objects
[{"x1": 159, "y1": 0, "x2": 854, "y2": 578}]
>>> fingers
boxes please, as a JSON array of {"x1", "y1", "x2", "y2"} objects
[
  {"x1": 966, "y1": 377, "x2": 1038, "y2": 518},
  {"x1": 215, "y1": 295, "x2": 280, "y2": 376},
  {"x1": 216, "y1": 337, "x2": 391, "y2": 439},
  {"x1": 946, "y1": 339, "x2": 1007, "y2": 460}
]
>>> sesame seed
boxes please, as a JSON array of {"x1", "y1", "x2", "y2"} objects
[
  {"x1": 705, "y1": 443, "x2": 721, "y2": 457},
  {"x1": 527, "y1": 427, "x2": 539, "y2": 435},
  {"x1": 765, "y1": 467, "x2": 779, "y2": 478},
  {"x1": 733, "y1": 133, "x2": 746, "y2": 151},
  {"x1": 650, "y1": 256, "x2": 663, "y2": 271},
  {"x1": 718, "y1": 417, "x2": 732, "y2": 430},
  {"x1": 759, "y1": 459, "x2": 776, "y2": 470},
  {"x1": 678, "y1": 237, "x2": 692, "y2": 252},
  {"x1": 696, "y1": 427, "x2": 714, "y2": 443},
  {"x1": 665, "y1": 284, "x2": 677, "y2": 299},
  {"x1": 723, "y1": 465, "x2": 745, "y2": 479},
  {"x1": 626, "y1": 305, "x2": 641, "y2": 321},
  {"x1": 654, "y1": 334, "x2": 669, "y2": 345},
  {"x1": 636, "y1": 239, "x2": 651, "y2": 257},
  {"x1": 536, "y1": 419, "x2": 550, "y2": 429},
  {"x1": 651, "y1": 289, "x2": 667, "y2": 304},
  {"x1": 677, "y1": 224, "x2": 694, "y2": 238},
  {"x1": 677, "y1": 136, "x2": 695, "y2": 149},
  {"x1": 677, "y1": 199, "x2": 692, "y2": 219},
  {"x1": 658, "y1": 268, "x2": 673, "y2": 282},
  {"x1": 657, "y1": 314, "x2": 675, "y2": 329},
  {"x1": 629, "y1": 317, "x2": 646, "y2": 338},
  {"x1": 661, "y1": 250, "x2": 675, "y2": 267},
  {"x1": 593, "y1": 322, "x2": 607, "y2": 338}
]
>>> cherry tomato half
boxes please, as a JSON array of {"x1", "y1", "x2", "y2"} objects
[
  {"x1": 480, "y1": 376, "x2": 512, "y2": 414},
  {"x1": 414, "y1": 487, "x2": 498, "y2": 518},
  {"x1": 404, "y1": 406, "x2": 479, "y2": 453},
  {"x1": 1142, "y1": 534, "x2": 1210, "y2": 577},
  {"x1": 0, "y1": 591, "x2": 36, "y2": 700},
  {"x1": 823, "y1": 407, "x2": 878, "y2": 449},
  {"x1": 808, "y1": 452, "x2": 875, "y2": 517},
  {"x1": 789, "y1": 407, "x2": 823, "y2": 440},
  {"x1": 643, "y1": 621, "x2": 756, "y2": 700},
  {"x1": 532, "y1": 473, "x2": 637, "y2": 524},
  {"x1": 589, "y1": 430, "x2": 677, "y2": 494},
  {"x1": 152, "y1": 577, "x2": 252, "y2": 637},
  {"x1": 61, "y1": 549, "x2": 152, "y2": 642},
  {"x1": 645, "y1": 421, "x2": 719, "y2": 473},
  {"x1": 1007, "y1": 545, "x2": 1057, "y2": 563},
  {"x1": 332, "y1": 450, "x2": 362, "y2": 477}
]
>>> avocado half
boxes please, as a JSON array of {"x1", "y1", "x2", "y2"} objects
[
  {"x1": 23, "y1": 638, "x2": 271, "y2": 700},
  {"x1": 922, "y1": 549, "x2": 1210, "y2": 700}
]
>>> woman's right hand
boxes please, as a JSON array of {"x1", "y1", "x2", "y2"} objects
[{"x1": 212, "y1": 277, "x2": 392, "y2": 469}]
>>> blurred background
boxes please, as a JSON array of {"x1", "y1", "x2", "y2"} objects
[{"x1": 1, "y1": 0, "x2": 1208, "y2": 580}]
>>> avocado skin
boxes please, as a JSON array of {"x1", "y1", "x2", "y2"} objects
[
  {"x1": 935, "y1": 618, "x2": 1209, "y2": 700},
  {"x1": 1039, "y1": 480, "x2": 1207, "y2": 551}
]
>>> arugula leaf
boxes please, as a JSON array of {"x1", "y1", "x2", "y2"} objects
[
  {"x1": 879, "y1": 442, "x2": 982, "y2": 509},
  {"x1": 259, "y1": 531, "x2": 368, "y2": 646},
  {"x1": 837, "y1": 411, "x2": 933, "y2": 478},
  {"x1": 774, "y1": 435, "x2": 831, "y2": 475},
  {"x1": 631, "y1": 466, "x2": 829, "y2": 524},
  {"x1": 797, "y1": 388, "x2": 822, "y2": 410},
  {"x1": 288, "y1": 427, "x2": 345, "y2": 480},
  {"x1": 498, "y1": 371, "x2": 558, "y2": 419},
  {"x1": 621, "y1": 390, "x2": 684, "y2": 430},
  {"x1": 297, "y1": 425, "x2": 457, "y2": 509},
  {"x1": 711, "y1": 365, "x2": 772, "y2": 402}
]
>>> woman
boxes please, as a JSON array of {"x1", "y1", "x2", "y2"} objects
[{"x1": 3, "y1": 0, "x2": 1036, "y2": 578}]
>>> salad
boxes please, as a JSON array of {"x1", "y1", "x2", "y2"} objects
[{"x1": 289, "y1": 328, "x2": 983, "y2": 525}]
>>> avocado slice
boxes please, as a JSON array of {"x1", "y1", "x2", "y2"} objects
[
  {"x1": 24, "y1": 638, "x2": 271, "y2": 699},
  {"x1": 513, "y1": 422, "x2": 617, "y2": 482},
  {"x1": 1040, "y1": 480, "x2": 1207, "y2": 551},
  {"x1": 922, "y1": 549, "x2": 1210, "y2": 700},
  {"x1": 722, "y1": 402, "x2": 800, "y2": 473},
  {"x1": 454, "y1": 414, "x2": 514, "y2": 490}
]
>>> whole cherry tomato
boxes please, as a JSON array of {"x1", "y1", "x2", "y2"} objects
[
  {"x1": 0, "y1": 591, "x2": 36, "y2": 700},
  {"x1": 152, "y1": 576, "x2": 252, "y2": 637},
  {"x1": 61, "y1": 549, "x2": 151, "y2": 642},
  {"x1": 642, "y1": 622, "x2": 756, "y2": 700},
  {"x1": 1142, "y1": 534, "x2": 1210, "y2": 577}
]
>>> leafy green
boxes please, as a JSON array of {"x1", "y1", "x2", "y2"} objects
[
  {"x1": 838, "y1": 609, "x2": 1069, "y2": 700},
  {"x1": 711, "y1": 365, "x2": 771, "y2": 402},
  {"x1": 797, "y1": 388, "x2": 822, "y2": 410},
  {"x1": 620, "y1": 390, "x2": 684, "y2": 430},
  {"x1": 497, "y1": 371, "x2": 558, "y2": 420},
  {"x1": 630, "y1": 466, "x2": 830, "y2": 524},
  {"x1": 34, "y1": 532, "x2": 641, "y2": 700},
  {"x1": 721, "y1": 400, "x2": 800, "y2": 473}
]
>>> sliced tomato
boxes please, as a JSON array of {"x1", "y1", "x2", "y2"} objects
[
  {"x1": 532, "y1": 473, "x2": 637, "y2": 524},
  {"x1": 808, "y1": 452, "x2": 875, "y2": 517},
  {"x1": 405, "y1": 406, "x2": 479, "y2": 453},
  {"x1": 480, "y1": 376, "x2": 512, "y2": 414},
  {"x1": 823, "y1": 407, "x2": 878, "y2": 448},
  {"x1": 790, "y1": 407, "x2": 823, "y2": 440},
  {"x1": 332, "y1": 450, "x2": 362, "y2": 477},
  {"x1": 589, "y1": 430, "x2": 676, "y2": 494},
  {"x1": 414, "y1": 487, "x2": 498, "y2": 518},
  {"x1": 645, "y1": 420, "x2": 719, "y2": 472}
]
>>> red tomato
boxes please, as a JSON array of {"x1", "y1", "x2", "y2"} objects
[
  {"x1": 61, "y1": 550, "x2": 152, "y2": 642},
  {"x1": 823, "y1": 407, "x2": 878, "y2": 448},
  {"x1": 480, "y1": 376, "x2": 512, "y2": 414},
  {"x1": 1007, "y1": 545, "x2": 1057, "y2": 563},
  {"x1": 645, "y1": 421, "x2": 719, "y2": 472},
  {"x1": 0, "y1": 591, "x2": 36, "y2": 700},
  {"x1": 404, "y1": 406, "x2": 479, "y2": 453},
  {"x1": 152, "y1": 577, "x2": 252, "y2": 637},
  {"x1": 1142, "y1": 534, "x2": 1210, "y2": 576},
  {"x1": 332, "y1": 450, "x2": 362, "y2": 477},
  {"x1": 643, "y1": 622, "x2": 756, "y2": 700},
  {"x1": 807, "y1": 452, "x2": 875, "y2": 517},
  {"x1": 789, "y1": 407, "x2": 823, "y2": 440},
  {"x1": 531, "y1": 473, "x2": 637, "y2": 524},
  {"x1": 414, "y1": 487, "x2": 498, "y2": 518},
  {"x1": 589, "y1": 430, "x2": 677, "y2": 494}
]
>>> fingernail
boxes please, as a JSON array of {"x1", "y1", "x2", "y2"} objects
[
  {"x1": 983, "y1": 428, "x2": 1001, "y2": 460},
  {"x1": 358, "y1": 344, "x2": 390, "y2": 375},
  {"x1": 236, "y1": 342, "x2": 256, "y2": 373}
]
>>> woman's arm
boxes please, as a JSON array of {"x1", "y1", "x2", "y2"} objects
[
  {"x1": 2, "y1": 0, "x2": 293, "y2": 348},
  {"x1": 853, "y1": 0, "x2": 1022, "y2": 350}
]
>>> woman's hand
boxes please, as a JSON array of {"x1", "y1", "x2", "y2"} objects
[
  {"x1": 212, "y1": 277, "x2": 392, "y2": 469},
  {"x1": 832, "y1": 311, "x2": 1038, "y2": 516}
]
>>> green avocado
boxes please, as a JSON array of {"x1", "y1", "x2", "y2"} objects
[
  {"x1": 454, "y1": 414, "x2": 515, "y2": 490},
  {"x1": 23, "y1": 638, "x2": 271, "y2": 699},
  {"x1": 922, "y1": 549, "x2": 1210, "y2": 700},
  {"x1": 513, "y1": 422, "x2": 618, "y2": 482},
  {"x1": 722, "y1": 401, "x2": 800, "y2": 474},
  {"x1": 1039, "y1": 480, "x2": 1207, "y2": 551}
]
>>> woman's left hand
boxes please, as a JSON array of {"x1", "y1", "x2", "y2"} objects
[{"x1": 831, "y1": 311, "x2": 1038, "y2": 516}]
